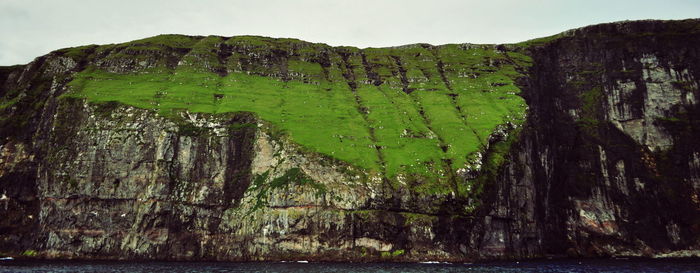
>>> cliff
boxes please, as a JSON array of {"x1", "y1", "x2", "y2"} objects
[{"x1": 0, "y1": 19, "x2": 698, "y2": 261}]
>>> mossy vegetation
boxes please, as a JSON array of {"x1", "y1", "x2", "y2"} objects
[
  {"x1": 177, "y1": 123, "x2": 208, "y2": 137},
  {"x1": 380, "y1": 249, "x2": 405, "y2": 258},
  {"x1": 400, "y1": 212, "x2": 437, "y2": 225},
  {"x1": 0, "y1": 95, "x2": 20, "y2": 111},
  {"x1": 67, "y1": 177, "x2": 78, "y2": 190},
  {"x1": 568, "y1": 62, "x2": 605, "y2": 139},
  {"x1": 55, "y1": 45, "x2": 98, "y2": 60},
  {"x1": 578, "y1": 86, "x2": 604, "y2": 136},
  {"x1": 21, "y1": 249, "x2": 38, "y2": 257},
  {"x1": 514, "y1": 33, "x2": 566, "y2": 48},
  {"x1": 59, "y1": 34, "x2": 531, "y2": 193},
  {"x1": 458, "y1": 126, "x2": 523, "y2": 212},
  {"x1": 248, "y1": 168, "x2": 327, "y2": 212}
]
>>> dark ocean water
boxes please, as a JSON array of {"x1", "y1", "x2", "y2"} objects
[{"x1": 1, "y1": 259, "x2": 699, "y2": 273}]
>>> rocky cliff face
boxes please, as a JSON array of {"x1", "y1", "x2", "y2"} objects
[
  {"x1": 0, "y1": 19, "x2": 699, "y2": 261},
  {"x1": 487, "y1": 20, "x2": 700, "y2": 258}
]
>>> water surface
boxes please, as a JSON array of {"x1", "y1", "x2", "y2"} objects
[{"x1": 1, "y1": 259, "x2": 699, "y2": 272}]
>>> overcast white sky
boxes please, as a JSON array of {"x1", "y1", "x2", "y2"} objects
[{"x1": 1, "y1": 0, "x2": 699, "y2": 65}]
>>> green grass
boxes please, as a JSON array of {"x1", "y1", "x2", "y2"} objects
[{"x1": 61, "y1": 35, "x2": 530, "y2": 191}]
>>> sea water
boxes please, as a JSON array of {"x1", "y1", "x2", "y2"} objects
[{"x1": 1, "y1": 259, "x2": 699, "y2": 273}]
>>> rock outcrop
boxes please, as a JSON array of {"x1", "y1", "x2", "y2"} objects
[{"x1": 0, "y1": 19, "x2": 699, "y2": 261}]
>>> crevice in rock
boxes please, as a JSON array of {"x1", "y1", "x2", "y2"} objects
[
  {"x1": 390, "y1": 56, "x2": 414, "y2": 94},
  {"x1": 71, "y1": 45, "x2": 99, "y2": 73},
  {"x1": 271, "y1": 49, "x2": 290, "y2": 82},
  {"x1": 436, "y1": 59, "x2": 453, "y2": 91},
  {"x1": 214, "y1": 43, "x2": 234, "y2": 77},
  {"x1": 222, "y1": 114, "x2": 257, "y2": 209},
  {"x1": 167, "y1": 47, "x2": 195, "y2": 70},
  {"x1": 167, "y1": 133, "x2": 182, "y2": 197},
  {"x1": 316, "y1": 50, "x2": 332, "y2": 83},
  {"x1": 360, "y1": 53, "x2": 383, "y2": 86}
]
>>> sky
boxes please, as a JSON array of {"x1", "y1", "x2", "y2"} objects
[{"x1": 1, "y1": 0, "x2": 699, "y2": 65}]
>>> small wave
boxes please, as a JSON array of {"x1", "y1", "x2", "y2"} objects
[{"x1": 419, "y1": 261, "x2": 451, "y2": 264}]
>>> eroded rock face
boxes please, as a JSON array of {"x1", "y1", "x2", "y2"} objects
[{"x1": 1, "y1": 19, "x2": 700, "y2": 261}]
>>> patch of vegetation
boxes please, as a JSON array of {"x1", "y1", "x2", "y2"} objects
[
  {"x1": 380, "y1": 249, "x2": 405, "y2": 258},
  {"x1": 459, "y1": 126, "x2": 523, "y2": 206},
  {"x1": 67, "y1": 178, "x2": 78, "y2": 190},
  {"x1": 400, "y1": 212, "x2": 437, "y2": 225},
  {"x1": 0, "y1": 95, "x2": 20, "y2": 111},
  {"x1": 248, "y1": 168, "x2": 327, "y2": 213},
  {"x1": 92, "y1": 100, "x2": 122, "y2": 119},
  {"x1": 125, "y1": 34, "x2": 203, "y2": 48},
  {"x1": 228, "y1": 122, "x2": 257, "y2": 131},
  {"x1": 577, "y1": 86, "x2": 604, "y2": 137},
  {"x1": 655, "y1": 107, "x2": 697, "y2": 133},
  {"x1": 177, "y1": 123, "x2": 208, "y2": 137},
  {"x1": 62, "y1": 35, "x2": 529, "y2": 189},
  {"x1": 514, "y1": 33, "x2": 566, "y2": 48},
  {"x1": 55, "y1": 45, "x2": 98, "y2": 60},
  {"x1": 0, "y1": 69, "x2": 63, "y2": 139},
  {"x1": 21, "y1": 250, "x2": 38, "y2": 257},
  {"x1": 671, "y1": 80, "x2": 697, "y2": 92}
]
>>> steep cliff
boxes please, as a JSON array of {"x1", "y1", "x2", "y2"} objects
[
  {"x1": 0, "y1": 19, "x2": 699, "y2": 261},
  {"x1": 500, "y1": 20, "x2": 700, "y2": 258}
]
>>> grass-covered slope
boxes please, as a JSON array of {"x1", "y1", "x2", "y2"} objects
[{"x1": 58, "y1": 35, "x2": 531, "y2": 188}]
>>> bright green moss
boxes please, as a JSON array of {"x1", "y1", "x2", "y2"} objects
[
  {"x1": 21, "y1": 250, "x2": 38, "y2": 257},
  {"x1": 380, "y1": 249, "x2": 405, "y2": 258}
]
